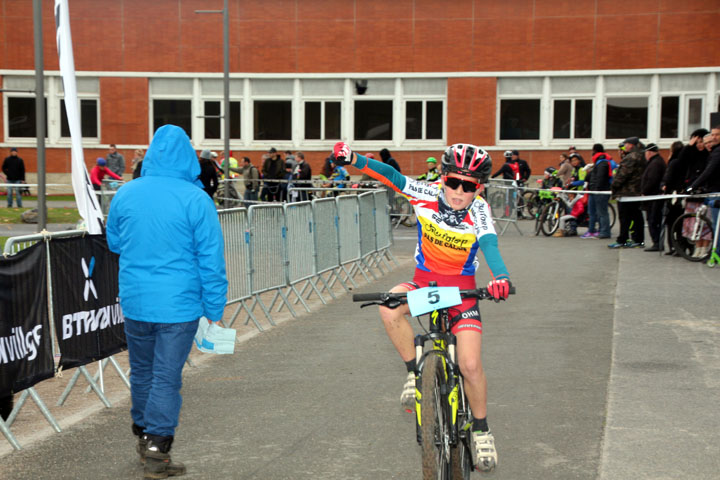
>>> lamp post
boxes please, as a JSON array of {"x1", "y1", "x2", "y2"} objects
[
  {"x1": 196, "y1": 0, "x2": 230, "y2": 181},
  {"x1": 33, "y1": 0, "x2": 46, "y2": 231}
]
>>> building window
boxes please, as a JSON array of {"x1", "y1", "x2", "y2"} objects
[
  {"x1": 60, "y1": 99, "x2": 98, "y2": 138},
  {"x1": 605, "y1": 97, "x2": 648, "y2": 139},
  {"x1": 153, "y1": 99, "x2": 192, "y2": 136},
  {"x1": 660, "y1": 96, "x2": 679, "y2": 138},
  {"x1": 253, "y1": 100, "x2": 291, "y2": 140},
  {"x1": 499, "y1": 99, "x2": 540, "y2": 140},
  {"x1": 304, "y1": 101, "x2": 341, "y2": 140},
  {"x1": 354, "y1": 100, "x2": 393, "y2": 140},
  {"x1": 406, "y1": 100, "x2": 443, "y2": 140},
  {"x1": 552, "y1": 99, "x2": 592, "y2": 140},
  {"x1": 687, "y1": 98, "x2": 703, "y2": 135},
  {"x1": 7, "y1": 97, "x2": 47, "y2": 138},
  {"x1": 203, "y1": 100, "x2": 241, "y2": 140}
]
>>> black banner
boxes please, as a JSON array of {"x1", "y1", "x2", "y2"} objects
[
  {"x1": 0, "y1": 242, "x2": 54, "y2": 395},
  {"x1": 50, "y1": 235, "x2": 126, "y2": 369}
]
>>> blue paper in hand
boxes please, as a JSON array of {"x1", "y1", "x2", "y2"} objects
[{"x1": 194, "y1": 318, "x2": 236, "y2": 354}]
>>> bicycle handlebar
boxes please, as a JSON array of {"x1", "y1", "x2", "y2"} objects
[{"x1": 352, "y1": 286, "x2": 516, "y2": 303}]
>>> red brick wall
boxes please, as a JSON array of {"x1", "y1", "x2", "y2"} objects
[{"x1": 3, "y1": 0, "x2": 718, "y2": 73}]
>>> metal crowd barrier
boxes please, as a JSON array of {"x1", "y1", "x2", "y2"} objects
[
  {"x1": 486, "y1": 179, "x2": 522, "y2": 235},
  {"x1": 1, "y1": 192, "x2": 396, "y2": 450}
]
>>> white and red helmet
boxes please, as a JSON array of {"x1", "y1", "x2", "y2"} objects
[{"x1": 441, "y1": 144, "x2": 492, "y2": 182}]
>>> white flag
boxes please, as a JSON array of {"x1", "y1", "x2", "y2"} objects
[{"x1": 54, "y1": 0, "x2": 104, "y2": 234}]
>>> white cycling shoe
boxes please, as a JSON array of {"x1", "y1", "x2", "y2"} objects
[
  {"x1": 472, "y1": 430, "x2": 498, "y2": 471},
  {"x1": 400, "y1": 372, "x2": 415, "y2": 410}
]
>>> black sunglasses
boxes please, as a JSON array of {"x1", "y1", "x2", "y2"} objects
[{"x1": 443, "y1": 176, "x2": 479, "y2": 193}]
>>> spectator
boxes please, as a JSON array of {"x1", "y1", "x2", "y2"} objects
[
  {"x1": 608, "y1": 136, "x2": 647, "y2": 249},
  {"x1": 281, "y1": 160, "x2": 294, "y2": 202},
  {"x1": 660, "y1": 140, "x2": 686, "y2": 255},
  {"x1": 566, "y1": 153, "x2": 587, "y2": 190},
  {"x1": 329, "y1": 156, "x2": 350, "y2": 195},
  {"x1": 198, "y1": 149, "x2": 219, "y2": 200},
  {"x1": 131, "y1": 149, "x2": 144, "y2": 180},
  {"x1": 261, "y1": 148, "x2": 284, "y2": 202},
  {"x1": 512, "y1": 150, "x2": 531, "y2": 184},
  {"x1": 106, "y1": 144, "x2": 125, "y2": 177},
  {"x1": 568, "y1": 145, "x2": 585, "y2": 166},
  {"x1": 241, "y1": 156, "x2": 260, "y2": 205},
  {"x1": 379, "y1": 148, "x2": 401, "y2": 172},
  {"x1": 417, "y1": 157, "x2": 440, "y2": 182},
  {"x1": 684, "y1": 130, "x2": 718, "y2": 258},
  {"x1": 106, "y1": 124, "x2": 227, "y2": 479},
  {"x1": 219, "y1": 151, "x2": 239, "y2": 179},
  {"x1": 2, "y1": 147, "x2": 25, "y2": 208},
  {"x1": 540, "y1": 167, "x2": 563, "y2": 190},
  {"x1": 380, "y1": 149, "x2": 401, "y2": 208},
  {"x1": 90, "y1": 157, "x2": 122, "y2": 191},
  {"x1": 292, "y1": 152, "x2": 312, "y2": 201},
  {"x1": 674, "y1": 130, "x2": 711, "y2": 257},
  {"x1": 581, "y1": 144, "x2": 613, "y2": 239},
  {"x1": 640, "y1": 143, "x2": 666, "y2": 252},
  {"x1": 557, "y1": 153, "x2": 572, "y2": 184},
  {"x1": 284, "y1": 150, "x2": 297, "y2": 171},
  {"x1": 492, "y1": 151, "x2": 520, "y2": 181},
  {"x1": 688, "y1": 124, "x2": 720, "y2": 232},
  {"x1": 553, "y1": 194, "x2": 588, "y2": 237}
]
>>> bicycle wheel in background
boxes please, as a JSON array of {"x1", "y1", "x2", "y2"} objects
[
  {"x1": 420, "y1": 354, "x2": 451, "y2": 480},
  {"x1": 449, "y1": 382, "x2": 473, "y2": 480},
  {"x1": 523, "y1": 191, "x2": 538, "y2": 219},
  {"x1": 671, "y1": 213, "x2": 713, "y2": 262},
  {"x1": 540, "y1": 201, "x2": 561, "y2": 236},
  {"x1": 489, "y1": 192, "x2": 504, "y2": 217},
  {"x1": 609, "y1": 202, "x2": 617, "y2": 229}
]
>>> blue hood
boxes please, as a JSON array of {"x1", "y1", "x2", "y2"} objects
[{"x1": 142, "y1": 125, "x2": 203, "y2": 187}]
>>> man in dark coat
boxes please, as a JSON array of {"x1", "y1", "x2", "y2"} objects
[
  {"x1": 640, "y1": 143, "x2": 667, "y2": 251},
  {"x1": 583, "y1": 144, "x2": 613, "y2": 238},
  {"x1": 688, "y1": 125, "x2": 720, "y2": 240},
  {"x1": 608, "y1": 137, "x2": 647, "y2": 248},
  {"x1": 2, "y1": 147, "x2": 25, "y2": 207},
  {"x1": 512, "y1": 150, "x2": 531, "y2": 184}
]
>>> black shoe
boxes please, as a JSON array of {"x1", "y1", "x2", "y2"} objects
[
  {"x1": 144, "y1": 435, "x2": 186, "y2": 478},
  {"x1": 644, "y1": 244, "x2": 661, "y2": 252},
  {"x1": 664, "y1": 249, "x2": 676, "y2": 256}
]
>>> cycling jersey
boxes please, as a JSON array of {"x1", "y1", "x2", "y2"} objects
[{"x1": 354, "y1": 154, "x2": 509, "y2": 280}]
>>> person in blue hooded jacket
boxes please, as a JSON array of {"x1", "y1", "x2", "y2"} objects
[{"x1": 107, "y1": 124, "x2": 228, "y2": 478}]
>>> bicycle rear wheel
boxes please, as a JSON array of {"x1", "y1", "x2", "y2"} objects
[
  {"x1": 540, "y1": 201, "x2": 560, "y2": 236},
  {"x1": 609, "y1": 202, "x2": 617, "y2": 229},
  {"x1": 522, "y1": 191, "x2": 538, "y2": 219},
  {"x1": 671, "y1": 213, "x2": 713, "y2": 262},
  {"x1": 420, "y1": 355, "x2": 451, "y2": 480}
]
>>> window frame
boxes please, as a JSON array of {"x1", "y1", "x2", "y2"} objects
[{"x1": 550, "y1": 97, "x2": 594, "y2": 142}]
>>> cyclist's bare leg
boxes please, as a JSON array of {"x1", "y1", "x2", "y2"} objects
[
  {"x1": 455, "y1": 330, "x2": 487, "y2": 418},
  {"x1": 378, "y1": 284, "x2": 414, "y2": 362}
]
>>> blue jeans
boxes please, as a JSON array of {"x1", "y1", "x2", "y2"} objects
[
  {"x1": 6, "y1": 180, "x2": 23, "y2": 207},
  {"x1": 587, "y1": 194, "x2": 597, "y2": 233},
  {"x1": 124, "y1": 318, "x2": 199, "y2": 437},
  {"x1": 593, "y1": 194, "x2": 611, "y2": 238}
]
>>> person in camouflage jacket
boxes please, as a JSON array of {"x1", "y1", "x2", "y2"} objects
[{"x1": 608, "y1": 137, "x2": 647, "y2": 248}]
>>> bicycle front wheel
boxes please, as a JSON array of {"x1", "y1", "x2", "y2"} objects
[
  {"x1": 540, "y1": 201, "x2": 560, "y2": 236},
  {"x1": 449, "y1": 381, "x2": 473, "y2": 480},
  {"x1": 671, "y1": 213, "x2": 713, "y2": 262},
  {"x1": 420, "y1": 355, "x2": 451, "y2": 480}
]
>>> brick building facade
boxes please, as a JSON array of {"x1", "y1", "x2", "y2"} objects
[{"x1": 1, "y1": 0, "x2": 719, "y2": 181}]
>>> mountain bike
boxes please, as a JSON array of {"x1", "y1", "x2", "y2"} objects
[
  {"x1": 353, "y1": 284, "x2": 515, "y2": 480},
  {"x1": 670, "y1": 202, "x2": 715, "y2": 262},
  {"x1": 539, "y1": 191, "x2": 616, "y2": 236}
]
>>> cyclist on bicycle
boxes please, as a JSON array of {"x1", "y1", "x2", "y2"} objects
[{"x1": 333, "y1": 141, "x2": 511, "y2": 471}]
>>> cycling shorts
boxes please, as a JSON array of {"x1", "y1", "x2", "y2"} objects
[{"x1": 399, "y1": 269, "x2": 482, "y2": 335}]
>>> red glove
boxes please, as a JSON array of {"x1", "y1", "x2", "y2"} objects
[
  {"x1": 333, "y1": 142, "x2": 353, "y2": 166},
  {"x1": 487, "y1": 279, "x2": 510, "y2": 302}
]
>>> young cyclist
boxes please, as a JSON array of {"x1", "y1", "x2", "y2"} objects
[{"x1": 333, "y1": 142, "x2": 511, "y2": 471}]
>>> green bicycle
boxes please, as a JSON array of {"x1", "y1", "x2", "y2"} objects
[{"x1": 353, "y1": 283, "x2": 515, "y2": 479}]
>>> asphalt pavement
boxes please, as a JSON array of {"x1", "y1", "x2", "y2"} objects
[{"x1": 0, "y1": 219, "x2": 718, "y2": 479}]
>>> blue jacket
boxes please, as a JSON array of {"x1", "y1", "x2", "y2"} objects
[{"x1": 106, "y1": 125, "x2": 228, "y2": 323}]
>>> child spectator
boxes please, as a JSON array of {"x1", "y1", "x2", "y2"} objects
[{"x1": 553, "y1": 194, "x2": 588, "y2": 237}]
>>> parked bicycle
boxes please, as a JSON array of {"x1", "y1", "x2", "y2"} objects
[
  {"x1": 539, "y1": 190, "x2": 616, "y2": 237},
  {"x1": 670, "y1": 201, "x2": 716, "y2": 262},
  {"x1": 353, "y1": 283, "x2": 515, "y2": 479}
]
